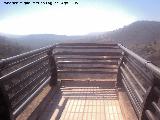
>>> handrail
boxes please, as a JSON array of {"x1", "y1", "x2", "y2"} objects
[
  {"x1": 0, "y1": 45, "x2": 54, "y2": 64},
  {"x1": 0, "y1": 45, "x2": 54, "y2": 71},
  {"x1": 0, "y1": 42, "x2": 159, "y2": 120},
  {"x1": 118, "y1": 43, "x2": 160, "y2": 120},
  {"x1": 118, "y1": 44, "x2": 160, "y2": 77},
  {"x1": 0, "y1": 45, "x2": 57, "y2": 120}
]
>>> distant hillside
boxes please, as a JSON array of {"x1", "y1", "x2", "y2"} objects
[
  {"x1": 97, "y1": 21, "x2": 160, "y2": 44},
  {"x1": 97, "y1": 21, "x2": 160, "y2": 66},
  {"x1": 0, "y1": 33, "x2": 99, "y2": 59},
  {"x1": 1, "y1": 21, "x2": 160, "y2": 67},
  {"x1": 0, "y1": 35, "x2": 28, "y2": 59},
  {"x1": 8, "y1": 34, "x2": 86, "y2": 49}
]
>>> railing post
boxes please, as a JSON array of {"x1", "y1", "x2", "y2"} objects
[
  {"x1": 47, "y1": 47, "x2": 57, "y2": 86},
  {"x1": 141, "y1": 75, "x2": 160, "y2": 119},
  {"x1": 117, "y1": 51, "x2": 126, "y2": 88},
  {"x1": 0, "y1": 61, "x2": 4, "y2": 77}
]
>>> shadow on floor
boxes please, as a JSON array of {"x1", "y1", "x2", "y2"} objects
[{"x1": 28, "y1": 80, "x2": 124, "y2": 120}]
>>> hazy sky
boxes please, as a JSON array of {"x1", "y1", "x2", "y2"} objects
[{"x1": 0, "y1": 0, "x2": 159, "y2": 35}]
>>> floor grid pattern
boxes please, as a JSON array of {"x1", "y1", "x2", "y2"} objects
[{"x1": 40, "y1": 81, "x2": 125, "y2": 120}]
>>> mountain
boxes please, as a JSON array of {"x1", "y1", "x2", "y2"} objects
[
  {"x1": 1, "y1": 21, "x2": 160, "y2": 66},
  {"x1": 97, "y1": 21, "x2": 160, "y2": 45},
  {"x1": 96, "y1": 21, "x2": 160, "y2": 66}
]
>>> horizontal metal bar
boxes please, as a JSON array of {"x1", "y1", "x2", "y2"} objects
[
  {"x1": 55, "y1": 51, "x2": 122, "y2": 56},
  {"x1": 59, "y1": 78, "x2": 116, "y2": 81},
  {"x1": 120, "y1": 66, "x2": 143, "y2": 103},
  {"x1": 56, "y1": 56, "x2": 121, "y2": 60},
  {"x1": 13, "y1": 76, "x2": 51, "y2": 117},
  {"x1": 58, "y1": 70, "x2": 117, "y2": 74},
  {"x1": 124, "y1": 56, "x2": 152, "y2": 83},
  {"x1": 12, "y1": 71, "x2": 50, "y2": 110},
  {"x1": 0, "y1": 45, "x2": 53, "y2": 68},
  {"x1": 145, "y1": 110, "x2": 157, "y2": 120},
  {"x1": 15, "y1": 73, "x2": 50, "y2": 111},
  {"x1": 118, "y1": 44, "x2": 160, "y2": 78},
  {"x1": 0, "y1": 56, "x2": 48, "y2": 82},
  {"x1": 121, "y1": 76, "x2": 141, "y2": 115},
  {"x1": 56, "y1": 46, "x2": 119, "y2": 49},
  {"x1": 7, "y1": 63, "x2": 48, "y2": 92},
  {"x1": 57, "y1": 59, "x2": 118, "y2": 62},
  {"x1": 57, "y1": 61, "x2": 118, "y2": 65},
  {"x1": 118, "y1": 44, "x2": 149, "y2": 65},
  {"x1": 58, "y1": 66, "x2": 118, "y2": 69},
  {"x1": 1, "y1": 50, "x2": 49, "y2": 70},
  {"x1": 57, "y1": 43, "x2": 118, "y2": 46},
  {"x1": 123, "y1": 62, "x2": 146, "y2": 93},
  {"x1": 152, "y1": 102, "x2": 160, "y2": 117},
  {"x1": 10, "y1": 69, "x2": 49, "y2": 103},
  {"x1": 121, "y1": 73, "x2": 142, "y2": 107}
]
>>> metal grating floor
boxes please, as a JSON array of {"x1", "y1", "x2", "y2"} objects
[{"x1": 39, "y1": 80, "x2": 126, "y2": 120}]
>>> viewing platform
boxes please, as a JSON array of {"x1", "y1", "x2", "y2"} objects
[{"x1": 0, "y1": 43, "x2": 159, "y2": 120}]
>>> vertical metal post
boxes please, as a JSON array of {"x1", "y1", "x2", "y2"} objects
[
  {"x1": 48, "y1": 47, "x2": 57, "y2": 86},
  {"x1": 116, "y1": 52, "x2": 126, "y2": 88},
  {"x1": 0, "y1": 61, "x2": 3, "y2": 77},
  {"x1": 141, "y1": 75, "x2": 159, "y2": 119}
]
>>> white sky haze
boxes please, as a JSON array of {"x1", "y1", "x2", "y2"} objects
[
  {"x1": 1, "y1": 0, "x2": 158, "y2": 35},
  {"x1": 0, "y1": 6, "x2": 136, "y2": 35}
]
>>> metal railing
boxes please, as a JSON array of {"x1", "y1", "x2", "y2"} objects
[
  {"x1": 118, "y1": 44, "x2": 160, "y2": 120},
  {"x1": 0, "y1": 45, "x2": 57, "y2": 120},
  {"x1": 55, "y1": 43, "x2": 122, "y2": 80},
  {"x1": 0, "y1": 42, "x2": 159, "y2": 120}
]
